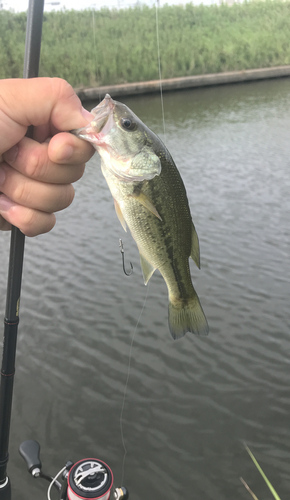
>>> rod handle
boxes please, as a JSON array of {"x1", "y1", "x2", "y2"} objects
[{"x1": 19, "y1": 440, "x2": 42, "y2": 475}]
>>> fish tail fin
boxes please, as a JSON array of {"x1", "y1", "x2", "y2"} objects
[{"x1": 168, "y1": 294, "x2": 209, "y2": 339}]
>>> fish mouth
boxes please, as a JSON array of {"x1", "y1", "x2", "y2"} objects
[{"x1": 72, "y1": 94, "x2": 115, "y2": 144}]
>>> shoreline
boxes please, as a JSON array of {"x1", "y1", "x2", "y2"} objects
[{"x1": 75, "y1": 65, "x2": 290, "y2": 101}]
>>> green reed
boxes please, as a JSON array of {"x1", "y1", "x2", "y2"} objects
[
  {"x1": 241, "y1": 445, "x2": 281, "y2": 500},
  {"x1": 1, "y1": 0, "x2": 290, "y2": 88}
]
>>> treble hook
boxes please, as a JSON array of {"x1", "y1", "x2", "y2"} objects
[{"x1": 119, "y1": 239, "x2": 133, "y2": 276}]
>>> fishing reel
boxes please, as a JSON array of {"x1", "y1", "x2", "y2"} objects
[{"x1": 19, "y1": 440, "x2": 129, "y2": 500}]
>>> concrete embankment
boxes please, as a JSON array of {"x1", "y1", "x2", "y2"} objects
[{"x1": 76, "y1": 65, "x2": 290, "y2": 101}]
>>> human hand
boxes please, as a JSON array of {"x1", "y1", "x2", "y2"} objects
[{"x1": 0, "y1": 77, "x2": 94, "y2": 236}]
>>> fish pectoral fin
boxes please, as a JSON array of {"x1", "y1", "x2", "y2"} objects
[
  {"x1": 131, "y1": 191, "x2": 162, "y2": 221},
  {"x1": 114, "y1": 198, "x2": 127, "y2": 232},
  {"x1": 139, "y1": 252, "x2": 156, "y2": 285},
  {"x1": 190, "y1": 222, "x2": 200, "y2": 269}
]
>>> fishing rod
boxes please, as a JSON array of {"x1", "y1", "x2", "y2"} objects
[
  {"x1": 0, "y1": 0, "x2": 44, "y2": 497},
  {"x1": 0, "y1": 1, "x2": 129, "y2": 499}
]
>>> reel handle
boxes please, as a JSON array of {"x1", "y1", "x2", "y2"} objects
[
  {"x1": 19, "y1": 440, "x2": 42, "y2": 476},
  {"x1": 114, "y1": 486, "x2": 129, "y2": 500}
]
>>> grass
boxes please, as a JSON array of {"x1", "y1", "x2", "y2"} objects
[
  {"x1": 241, "y1": 445, "x2": 281, "y2": 500},
  {"x1": 1, "y1": 1, "x2": 290, "y2": 88}
]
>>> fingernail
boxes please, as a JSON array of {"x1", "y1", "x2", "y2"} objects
[
  {"x1": 0, "y1": 195, "x2": 13, "y2": 212},
  {"x1": 81, "y1": 107, "x2": 94, "y2": 122},
  {"x1": 3, "y1": 145, "x2": 19, "y2": 164},
  {"x1": 58, "y1": 145, "x2": 73, "y2": 161},
  {"x1": 0, "y1": 167, "x2": 6, "y2": 185}
]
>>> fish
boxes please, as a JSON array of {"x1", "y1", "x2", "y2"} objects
[{"x1": 73, "y1": 94, "x2": 209, "y2": 339}]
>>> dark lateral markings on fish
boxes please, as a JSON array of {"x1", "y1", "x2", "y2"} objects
[{"x1": 72, "y1": 94, "x2": 209, "y2": 340}]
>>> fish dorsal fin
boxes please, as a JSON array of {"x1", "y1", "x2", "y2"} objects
[
  {"x1": 190, "y1": 222, "x2": 200, "y2": 269},
  {"x1": 131, "y1": 191, "x2": 162, "y2": 221},
  {"x1": 139, "y1": 252, "x2": 156, "y2": 285},
  {"x1": 113, "y1": 198, "x2": 127, "y2": 232}
]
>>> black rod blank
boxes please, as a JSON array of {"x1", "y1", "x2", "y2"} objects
[{"x1": 23, "y1": 0, "x2": 45, "y2": 79}]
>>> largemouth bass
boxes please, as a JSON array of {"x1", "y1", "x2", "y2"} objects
[{"x1": 74, "y1": 94, "x2": 209, "y2": 339}]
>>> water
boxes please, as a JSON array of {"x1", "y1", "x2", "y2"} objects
[{"x1": 1, "y1": 77, "x2": 290, "y2": 499}]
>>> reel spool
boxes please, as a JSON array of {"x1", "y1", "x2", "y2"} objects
[{"x1": 67, "y1": 459, "x2": 113, "y2": 500}]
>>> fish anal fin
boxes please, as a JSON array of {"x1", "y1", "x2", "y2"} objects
[
  {"x1": 114, "y1": 198, "x2": 127, "y2": 232},
  {"x1": 139, "y1": 252, "x2": 156, "y2": 285},
  {"x1": 131, "y1": 191, "x2": 162, "y2": 221},
  {"x1": 190, "y1": 222, "x2": 200, "y2": 269}
]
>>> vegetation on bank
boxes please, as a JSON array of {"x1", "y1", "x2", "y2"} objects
[{"x1": 1, "y1": 1, "x2": 290, "y2": 88}]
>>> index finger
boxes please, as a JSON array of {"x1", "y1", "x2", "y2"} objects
[{"x1": 0, "y1": 77, "x2": 93, "y2": 155}]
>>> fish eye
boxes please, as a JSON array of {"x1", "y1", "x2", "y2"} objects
[{"x1": 121, "y1": 117, "x2": 137, "y2": 131}]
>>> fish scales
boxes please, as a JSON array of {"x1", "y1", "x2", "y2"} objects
[
  {"x1": 102, "y1": 140, "x2": 194, "y2": 303},
  {"x1": 73, "y1": 94, "x2": 209, "y2": 339}
]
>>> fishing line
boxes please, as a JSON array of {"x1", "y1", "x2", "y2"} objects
[
  {"x1": 155, "y1": 0, "x2": 166, "y2": 143},
  {"x1": 119, "y1": 1, "x2": 165, "y2": 485},
  {"x1": 119, "y1": 283, "x2": 149, "y2": 486},
  {"x1": 47, "y1": 466, "x2": 66, "y2": 500},
  {"x1": 91, "y1": 7, "x2": 103, "y2": 104},
  {"x1": 92, "y1": 8, "x2": 97, "y2": 77}
]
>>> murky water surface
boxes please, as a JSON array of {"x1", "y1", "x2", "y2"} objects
[{"x1": 1, "y1": 78, "x2": 290, "y2": 499}]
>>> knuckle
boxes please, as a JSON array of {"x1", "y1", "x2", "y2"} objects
[
  {"x1": 51, "y1": 78, "x2": 75, "y2": 101},
  {"x1": 21, "y1": 209, "x2": 39, "y2": 234},
  {"x1": 22, "y1": 210, "x2": 56, "y2": 237},
  {"x1": 61, "y1": 184, "x2": 75, "y2": 209},
  {"x1": 13, "y1": 180, "x2": 30, "y2": 206},
  {"x1": 25, "y1": 150, "x2": 42, "y2": 178},
  {"x1": 72, "y1": 164, "x2": 85, "y2": 183},
  {"x1": 54, "y1": 184, "x2": 75, "y2": 212}
]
